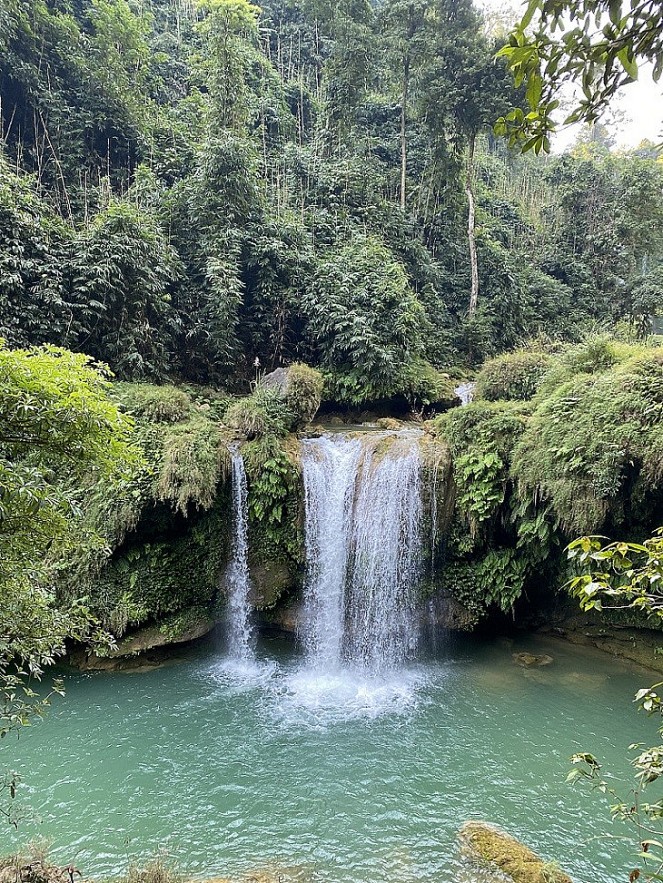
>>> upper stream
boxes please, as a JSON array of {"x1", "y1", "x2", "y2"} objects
[{"x1": 4, "y1": 633, "x2": 658, "y2": 883}]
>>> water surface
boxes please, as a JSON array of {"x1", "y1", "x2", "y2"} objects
[{"x1": 3, "y1": 633, "x2": 657, "y2": 883}]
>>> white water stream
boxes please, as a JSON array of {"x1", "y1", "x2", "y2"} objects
[
  {"x1": 301, "y1": 431, "x2": 423, "y2": 673},
  {"x1": 224, "y1": 450, "x2": 254, "y2": 661}
]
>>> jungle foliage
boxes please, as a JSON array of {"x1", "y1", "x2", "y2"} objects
[
  {"x1": 1, "y1": 0, "x2": 662, "y2": 399},
  {"x1": 432, "y1": 336, "x2": 663, "y2": 621},
  {"x1": 0, "y1": 344, "x2": 137, "y2": 740}
]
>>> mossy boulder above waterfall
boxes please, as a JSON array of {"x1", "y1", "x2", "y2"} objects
[
  {"x1": 459, "y1": 822, "x2": 573, "y2": 883},
  {"x1": 262, "y1": 363, "x2": 324, "y2": 429},
  {"x1": 226, "y1": 364, "x2": 323, "y2": 440}
]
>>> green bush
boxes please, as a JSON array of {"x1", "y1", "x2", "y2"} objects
[
  {"x1": 512, "y1": 349, "x2": 663, "y2": 534},
  {"x1": 224, "y1": 383, "x2": 290, "y2": 439},
  {"x1": 475, "y1": 349, "x2": 554, "y2": 401},
  {"x1": 282, "y1": 362, "x2": 323, "y2": 427},
  {"x1": 398, "y1": 359, "x2": 457, "y2": 409},
  {"x1": 156, "y1": 418, "x2": 230, "y2": 514},
  {"x1": 113, "y1": 383, "x2": 193, "y2": 423}
]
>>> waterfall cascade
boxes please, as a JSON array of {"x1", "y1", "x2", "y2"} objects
[
  {"x1": 224, "y1": 450, "x2": 254, "y2": 660},
  {"x1": 301, "y1": 431, "x2": 423, "y2": 673}
]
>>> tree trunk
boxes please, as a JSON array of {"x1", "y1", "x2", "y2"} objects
[
  {"x1": 400, "y1": 56, "x2": 409, "y2": 212},
  {"x1": 466, "y1": 133, "x2": 479, "y2": 319}
]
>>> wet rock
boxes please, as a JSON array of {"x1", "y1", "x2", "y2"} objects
[
  {"x1": 248, "y1": 559, "x2": 296, "y2": 610},
  {"x1": 375, "y1": 417, "x2": 404, "y2": 430},
  {"x1": 71, "y1": 608, "x2": 215, "y2": 671},
  {"x1": 459, "y1": 821, "x2": 572, "y2": 883},
  {"x1": 512, "y1": 652, "x2": 554, "y2": 667}
]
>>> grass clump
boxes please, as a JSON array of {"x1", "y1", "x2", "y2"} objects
[
  {"x1": 475, "y1": 349, "x2": 554, "y2": 402},
  {"x1": 225, "y1": 384, "x2": 290, "y2": 439},
  {"x1": 226, "y1": 364, "x2": 323, "y2": 439},
  {"x1": 113, "y1": 383, "x2": 192, "y2": 423},
  {"x1": 0, "y1": 843, "x2": 82, "y2": 883},
  {"x1": 116, "y1": 856, "x2": 183, "y2": 883}
]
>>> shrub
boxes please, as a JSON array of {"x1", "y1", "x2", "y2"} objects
[
  {"x1": 398, "y1": 359, "x2": 457, "y2": 409},
  {"x1": 475, "y1": 350, "x2": 554, "y2": 402},
  {"x1": 224, "y1": 384, "x2": 289, "y2": 439},
  {"x1": 512, "y1": 350, "x2": 663, "y2": 534},
  {"x1": 114, "y1": 383, "x2": 192, "y2": 423}
]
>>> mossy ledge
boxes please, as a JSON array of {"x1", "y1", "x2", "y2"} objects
[{"x1": 459, "y1": 821, "x2": 573, "y2": 883}]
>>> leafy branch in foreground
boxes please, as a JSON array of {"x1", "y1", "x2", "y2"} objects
[
  {"x1": 566, "y1": 529, "x2": 663, "y2": 881},
  {"x1": 0, "y1": 343, "x2": 140, "y2": 820},
  {"x1": 496, "y1": 0, "x2": 663, "y2": 153},
  {"x1": 567, "y1": 530, "x2": 663, "y2": 617}
]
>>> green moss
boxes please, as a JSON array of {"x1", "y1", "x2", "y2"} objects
[
  {"x1": 155, "y1": 418, "x2": 230, "y2": 514},
  {"x1": 475, "y1": 349, "x2": 554, "y2": 402},
  {"x1": 225, "y1": 383, "x2": 289, "y2": 439},
  {"x1": 243, "y1": 434, "x2": 303, "y2": 571},
  {"x1": 86, "y1": 495, "x2": 230, "y2": 636},
  {"x1": 512, "y1": 349, "x2": 663, "y2": 534},
  {"x1": 461, "y1": 822, "x2": 572, "y2": 883},
  {"x1": 433, "y1": 400, "x2": 529, "y2": 535},
  {"x1": 282, "y1": 362, "x2": 323, "y2": 427}
]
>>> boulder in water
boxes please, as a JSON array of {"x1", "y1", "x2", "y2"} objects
[
  {"x1": 459, "y1": 821, "x2": 572, "y2": 883},
  {"x1": 512, "y1": 652, "x2": 554, "y2": 667}
]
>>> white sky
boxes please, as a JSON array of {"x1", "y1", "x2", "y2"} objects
[{"x1": 477, "y1": 0, "x2": 663, "y2": 152}]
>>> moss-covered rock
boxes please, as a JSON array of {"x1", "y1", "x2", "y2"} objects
[
  {"x1": 83, "y1": 494, "x2": 231, "y2": 637},
  {"x1": 262, "y1": 363, "x2": 324, "y2": 428},
  {"x1": 459, "y1": 821, "x2": 572, "y2": 883},
  {"x1": 73, "y1": 607, "x2": 216, "y2": 670},
  {"x1": 248, "y1": 559, "x2": 297, "y2": 610},
  {"x1": 513, "y1": 652, "x2": 553, "y2": 667},
  {"x1": 226, "y1": 363, "x2": 323, "y2": 440}
]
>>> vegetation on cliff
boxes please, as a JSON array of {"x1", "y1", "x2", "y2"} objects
[{"x1": 431, "y1": 336, "x2": 663, "y2": 624}]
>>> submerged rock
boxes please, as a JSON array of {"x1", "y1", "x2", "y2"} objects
[
  {"x1": 512, "y1": 652, "x2": 554, "y2": 668},
  {"x1": 459, "y1": 821, "x2": 572, "y2": 883}
]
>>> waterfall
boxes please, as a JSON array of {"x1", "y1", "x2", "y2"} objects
[
  {"x1": 225, "y1": 450, "x2": 254, "y2": 660},
  {"x1": 454, "y1": 382, "x2": 475, "y2": 406},
  {"x1": 301, "y1": 431, "x2": 423, "y2": 673}
]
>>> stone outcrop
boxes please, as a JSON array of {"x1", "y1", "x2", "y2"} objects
[
  {"x1": 70, "y1": 607, "x2": 216, "y2": 671},
  {"x1": 459, "y1": 821, "x2": 573, "y2": 883},
  {"x1": 512, "y1": 653, "x2": 554, "y2": 668}
]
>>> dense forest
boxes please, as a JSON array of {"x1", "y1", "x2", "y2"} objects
[{"x1": 2, "y1": 0, "x2": 662, "y2": 403}]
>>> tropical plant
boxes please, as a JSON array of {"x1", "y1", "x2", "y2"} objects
[
  {"x1": 567, "y1": 529, "x2": 663, "y2": 882},
  {"x1": 0, "y1": 343, "x2": 138, "y2": 745}
]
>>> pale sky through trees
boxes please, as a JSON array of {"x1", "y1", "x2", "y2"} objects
[{"x1": 478, "y1": 0, "x2": 663, "y2": 151}]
